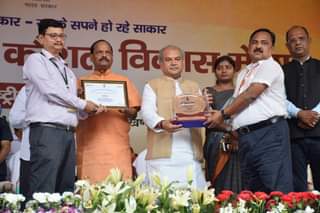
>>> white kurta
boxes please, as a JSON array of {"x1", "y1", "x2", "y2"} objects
[
  {"x1": 141, "y1": 80, "x2": 207, "y2": 189},
  {"x1": 6, "y1": 137, "x2": 20, "y2": 185},
  {"x1": 9, "y1": 86, "x2": 30, "y2": 161}
]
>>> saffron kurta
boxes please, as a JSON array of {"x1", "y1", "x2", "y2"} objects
[{"x1": 76, "y1": 70, "x2": 141, "y2": 183}]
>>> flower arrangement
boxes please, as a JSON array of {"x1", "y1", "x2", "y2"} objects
[
  {"x1": 216, "y1": 190, "x2": 320, "y2": 213},
  {"x1": 1, "y1": 168, "x2": 320, "y2": 213},
  {"x1": 73, "y1": 168, "x2": 216, "y2": 213},
  {"x1": 23, "y1": 192, "x2": 82, "y2": 213},
  {"x1": 0, "y1": 193, "x2": 25, "y2": 213}
]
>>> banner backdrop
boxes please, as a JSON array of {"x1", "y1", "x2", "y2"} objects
[{"x1": 1, "y1": 0, "x2": 320, "y2": 151}]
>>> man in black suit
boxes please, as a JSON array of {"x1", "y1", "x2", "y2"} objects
[{"x1": 284, "y1": 25, "x2": 320, "y2": 191}]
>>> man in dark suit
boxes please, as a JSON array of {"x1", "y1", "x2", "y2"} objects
[{"x1": 284, "y1": 25, "x2": 320, "y2": 191}]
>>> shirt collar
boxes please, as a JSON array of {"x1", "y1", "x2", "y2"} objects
[
  {"x1": 93, "y1": 69, "x2": 112, "y2": 76},
  {"x1": 162, "y1": 75, "x2": 184, "y2": 83},
  {"x1": 41, "y1": 49, "x2": 65, "y2": 64},
  {"x1": 247, "y1": 56, "x2": 273, "y2": 70},
  {"x1": 292, "y1": 56, "x2": 311, "y2": 65}
]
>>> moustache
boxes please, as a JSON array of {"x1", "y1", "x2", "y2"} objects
[
  {"x1": 254, "y1": 48, "x2": 263, "y2": 53},
  {"x1": 99, "y1": 57, "x2": 109, "y2": 62}
]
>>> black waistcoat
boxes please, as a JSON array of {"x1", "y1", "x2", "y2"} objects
[{"x1": 283, "y1": 58, "x2": 320, "y2": 139}]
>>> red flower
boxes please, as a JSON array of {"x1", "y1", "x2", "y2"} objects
[
  {"x1": 237, "y1": 191, "x2": 253, "y2": 201},
  {"x1": 254, "y1": 191, "x2": 269, "y2": 201},
  {"x1": 265, "y1": 199, "x2": 277, "y2": 210},
  {"x1": 301, "y1": 192, "x2": 316, "y2": 200},
  {"x1": 217, "y1": 193, "x2": 231, "y2": 202},
  {"x1": 281, "y1": 194, "x2": 294, "y2": 208},
  {"x1": 288, "y1": 192, "x2": 302, "y2": 203},
  {"x1": 221, "y1": 190, "x2": 234, "y2": 196},
  {"x1": 217, "y1": 190, "x2": 235, "y2": 202},
  {"x1": 241, "y1": 190, "x2": 254, "y2": 195},
  {"x1": 270, "y1": 191, "x2": 284, "y2": 197}
]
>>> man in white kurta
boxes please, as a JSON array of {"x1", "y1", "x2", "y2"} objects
[
  {"x1": 9, "y1": 86, "x2": 31, "y2": 197},
  {"x1": 141, "y1": 45, "x2": 206, "y2": 189}
]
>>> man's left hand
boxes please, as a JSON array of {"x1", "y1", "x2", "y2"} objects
[
  {"x1": 297, "y1": 110, "x2": 319, "y2": 128},
  {"x1": 88, "y1": 105, "x2": 106, "y2": 116},
  {"x1": 119, "y1": 107, "x2": 138, "y2": 119},
  {"x1": 298, "y1": 121, "x2": 313, "y2": 129},
  {"x1": 203, "y1": 110, "x2": 224, "y2": 128}
]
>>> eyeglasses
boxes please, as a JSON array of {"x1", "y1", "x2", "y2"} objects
[{"x1": 45, "y1": 33, "x2": 67, "y2": 40}]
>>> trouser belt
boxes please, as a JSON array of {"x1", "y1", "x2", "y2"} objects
[
  {"x1": 236, "y1": 116, "x2": 284, "y2": 135},
  {"x1": 30, "y1": 122, "x2": 76, "y2": 132}
]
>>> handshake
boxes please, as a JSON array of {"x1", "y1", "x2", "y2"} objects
[
  {"x1": 83, "y1": 100, "x2": 138, "y2": 118},
  {"x1": 204, "y1": 110, "x2": 226, "y2": 129},
  {"x1": 84, "y1": 100, "x2": 105, "y2": 115}
]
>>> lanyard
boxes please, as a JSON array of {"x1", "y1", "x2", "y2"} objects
[
  {"x1": 40, "y1": 52, "x2": 69, "y2": 88},
  {"x1": 236, "y1": 63, "x2": 259, "y2": 95}
]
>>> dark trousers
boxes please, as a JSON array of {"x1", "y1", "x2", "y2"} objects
[
  {"x1": 20, "y1": 159, "x2": 30, "y2": 198},
  {"x1": 0, "y1": 161, "x2": 7, "y2": 181},
  {"x1": 291, "y1": 137, "x2": 320, "y2": 191},
  {"x1": 29, "y1": 125, "x2": 75, "y2": 199},
  {"x1": 238, "y1": 119, "x2": 293, "y2": 193}
]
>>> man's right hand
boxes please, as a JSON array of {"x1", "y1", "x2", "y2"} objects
[
  {"x1": 203, "y1": 110, "x2": 224, "y2": 128},
  {"x1": 297, "y1": 110, "x2": 319, "y2": 128},
  {"x1": 84, "y1": 101, "x2": 99, "y2": 114},
  {"x1": 160, "y1": 120, "x2": 183, "y2": 133}
]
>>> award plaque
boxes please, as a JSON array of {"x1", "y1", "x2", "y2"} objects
[
  {"x1": 81, "y1": 80, "x2": 128, "y2": 108},
  {"x1": 173, "y1": 94, "x2": 207, "y2": 128}
]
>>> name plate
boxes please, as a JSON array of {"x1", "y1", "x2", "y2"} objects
[
  {"x1": 81, "y1": 80, "x2": 128, "y2": 108},
  {"x1": 173, "y1": 94, "x2": 206, "y2": 128}
]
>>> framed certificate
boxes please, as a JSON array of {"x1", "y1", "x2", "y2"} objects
[{"x1": 81, "y1": 80, "x2": 128, "y2": 108}]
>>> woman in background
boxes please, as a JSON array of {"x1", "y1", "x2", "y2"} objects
[{"x1": 203, "y1": 55, "x2": 241, "y2": 194}]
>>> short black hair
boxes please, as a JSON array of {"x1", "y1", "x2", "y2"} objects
[
  {"x1": 90, "y1": 39, "x2": 113, "y2": 54},
  {"x1": 38, "y1": 18, "x2": 64, "y2": 35},
  {"x1": 249, "y1": 28, "x2": 276, "y2": 46},
  {"x1": 214, "y1": 55, "x2": 236, "y2": 70},
  {"x1": 286, "y1": 25, "x2": 310, "y2": 42}
]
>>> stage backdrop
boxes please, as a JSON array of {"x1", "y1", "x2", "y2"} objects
[{"x1": 1, "y1": 0, "x2": 320, "y2": 152}]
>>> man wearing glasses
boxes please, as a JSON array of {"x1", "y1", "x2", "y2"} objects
[
  {"x1": 284, "y1": 26, "x2": 320, "y2": 192},
  {"x1": 23, "y1": 18, "x2": 99, "y2": 198}
]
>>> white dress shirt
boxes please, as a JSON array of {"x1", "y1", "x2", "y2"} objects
[
  {"x1": 23, "y1": 49, "x2": 86, "y2": 127},
  {"x1": 232, "y1": 57, "x2": 288, "y2": 129}
]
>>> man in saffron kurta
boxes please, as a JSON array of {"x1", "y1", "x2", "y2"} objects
[{"x1": 77, "y1": 40, "x2": 141, "y2": 183}]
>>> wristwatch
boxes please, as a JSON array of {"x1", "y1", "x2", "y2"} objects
[
  {"x1": 221, "y1": 109, "x2": 231, "y2": 120},
  {"x1": 156, "y1": 120, "x2": 164, "y2": 129}
]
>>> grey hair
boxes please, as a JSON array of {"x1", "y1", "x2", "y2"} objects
[{"x1": 158, "y1": 45, "x2": 185, "y2": 62}]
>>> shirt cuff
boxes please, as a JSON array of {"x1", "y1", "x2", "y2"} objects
[
  {"x1": 292, "y1": 108, "x2": 300, "y2": 118},
  {"x1": 77, "y1": 99, "x2": 87, "y2": 111},
  {"x1": 312, "y1": 105, "x2": 320, "y2": 113},
  {"x1": 151, "y1": 118, "x2": 165, "y2": 133}
]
